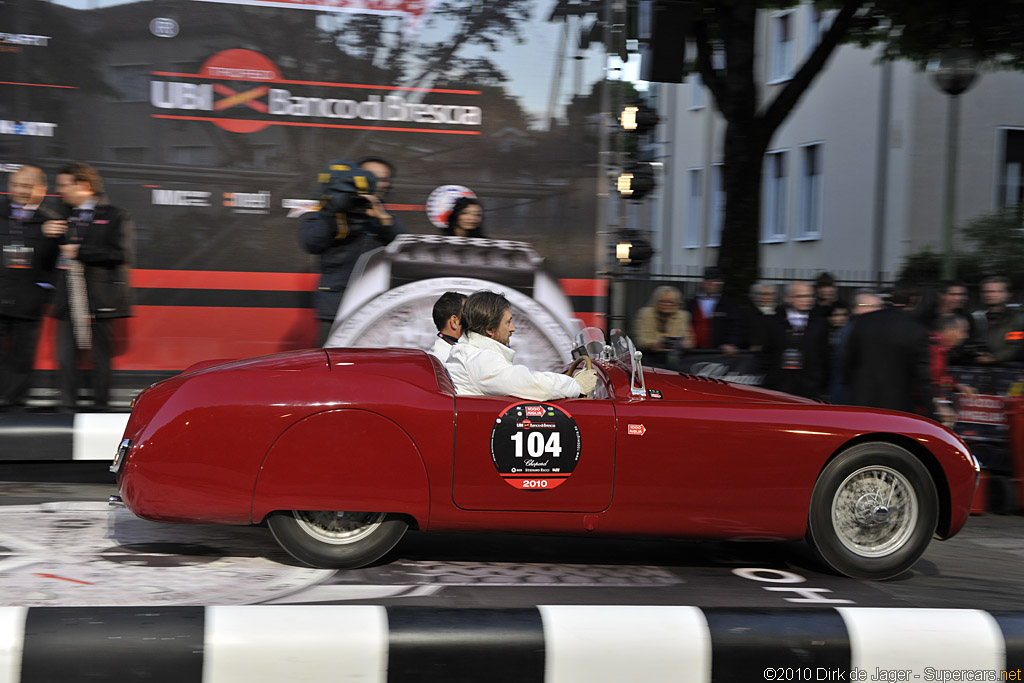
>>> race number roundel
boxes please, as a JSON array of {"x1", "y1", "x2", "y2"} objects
[{"x1": 490, "y1": 403, "x2": 581, "y2": 490}]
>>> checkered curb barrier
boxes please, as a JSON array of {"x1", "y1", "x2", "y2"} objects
[
  {"x1": 0, "y1": 606, "x2": 1021, "y2": 682},
  {"x1": 0, "y1": 413, "x2": 128, "y2": 461}
]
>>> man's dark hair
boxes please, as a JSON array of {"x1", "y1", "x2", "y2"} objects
[
  {"x1": 981, "y1": 275, "x2": 1010, "y2": 290},
  {"x1": 432, "y1": 291, "x2": 465, "y2": 332},
  {"x1": 815, "y1": 271, "x2": 836, "y2": 289},
  {"x1": 889, "y1": 279, "x2": 919, "y2": 308},
  {"x1": 57, "y1": 162, "x2": 104, "y2": 195},
  {"x1": 357, "y1": 156, "x2": 395, "y2": 177},
  {"x1": 940, "y1": 279, "x2": 966, "y2": 293},
  {"x1": 461, "y1": 290, "x2": 509, "y2": 336}
]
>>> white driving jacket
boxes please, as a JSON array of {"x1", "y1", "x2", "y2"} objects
[
  {"x1": 446, "y1": 332, "x2": 580, "y2": 401},
  {"x1": 428, "y1": 335, "x2": 455, "y2": 363}
]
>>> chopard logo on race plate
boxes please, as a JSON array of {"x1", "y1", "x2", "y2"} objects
[{"x1": 150, "y1": 49, "x2": 483, "y2": 134}]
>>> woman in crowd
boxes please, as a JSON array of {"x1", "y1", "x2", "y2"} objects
[
  {"x1": 444, "y1": 197, "x2": 486, "y2": 238},
  {"x1": 633, "y1": 286, "x2": 694, "y2": 368}
]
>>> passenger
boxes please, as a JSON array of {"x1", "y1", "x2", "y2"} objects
[
  {"x1": 446, "y1": 290, "x2": 597, "y2": 400},
  {"x1": 428, "y1": 291, "x2": 465, "y2": 363}
]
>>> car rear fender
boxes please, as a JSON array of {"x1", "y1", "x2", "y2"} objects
[
  {"x1": 250, "y1": 408, "x2": 430, "y2": 528},
  {"x1": 819, "y1": 432, "x2": 955, "y2": 539}
]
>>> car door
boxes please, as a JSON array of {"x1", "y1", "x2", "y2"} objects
[{"x1": 451, "y1": 395, "x2": 616, "y2": 512}]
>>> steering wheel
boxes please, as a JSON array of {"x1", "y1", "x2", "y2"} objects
[{"x1": 564, "y1": 355, "x2": 593, "y2": 376}]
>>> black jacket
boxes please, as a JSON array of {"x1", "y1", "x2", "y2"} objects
[
  {"x1": 0, "y1": 197, "x2": 60, "y2": 320},
  {"x1": 300, "y1": 208, "x2": 404, "y2": 321},
  {"x1": 52, "y1": 200, "x2": 134, "y2": 320},
  {"x1": 758, "y1": 308, "x2": 829, "y2": 400},
  {"x1": 842, "y1": 307, "x2": 934, "y2": 418}
]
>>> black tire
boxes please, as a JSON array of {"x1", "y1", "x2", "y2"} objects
[
  {"x1": 806, "y1": 442, "x2": 938, "y2": 581},
  {"x1": 266, "y1": 510, "x2": 408, "y2": 569}
]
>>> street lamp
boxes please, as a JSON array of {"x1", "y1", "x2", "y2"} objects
[{"x1": 928, "y1": 49, "x2": 980, "y2": 280}]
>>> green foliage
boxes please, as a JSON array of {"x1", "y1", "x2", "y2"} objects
[
  {"x1": 898, "y1": 248, "x2": 984, "y2": 287},
  {"x1": 899, "y1": 206, "x2": 1024, "y2": 287},
  {"x1": 851, "y1": 2, "x2": 1024, "y2": 69},
  {"x1": 960, "y1": 206, "x2": 1024, "y2": 289}
]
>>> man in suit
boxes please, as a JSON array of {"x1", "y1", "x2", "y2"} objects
[
  {"x1": 842, "y1": 282, "x2": 934, "y2": 419},
  {"x1": 46, "y1": 162, "x2": 134, "y2": 411},
  {"x1": 0, "y1": 166, "x2": 63, "y2": 411},
  {"x1": 686, "y1": 266, "x2": 742, "y2": 353},
  {"x1": 758, "y1": 280, "x2": 829, "y2": 400}
]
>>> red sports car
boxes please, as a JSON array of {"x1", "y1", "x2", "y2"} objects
[{"x1": 110, "y1": 330, "x2": 979, "y2": 580}]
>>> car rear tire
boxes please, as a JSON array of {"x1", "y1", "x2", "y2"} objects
[
  {"x1": 266, "y1": 510, "x2": 408, "y2": 569},
  {"x1": 806, "y1": 442, "x2": 938, "y2": 580}
]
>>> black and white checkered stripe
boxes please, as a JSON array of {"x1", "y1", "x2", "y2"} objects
[
  {"x1": 0, "y1": 606, "x2": 1021, "y2": 682},
  {"x1": 0, "y1": 413, "x2": 128, "y2": 461}
]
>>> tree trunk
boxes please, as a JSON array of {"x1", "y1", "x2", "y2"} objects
[
  {"x1": 693, "y1": 1, "x2": 864, "y2": 300},
  {"x1": 719, "y1": 123, "x2": 768, "y2": 299}
]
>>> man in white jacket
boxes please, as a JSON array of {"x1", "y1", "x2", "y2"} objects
[
  {"x1": 446, "y1": 290, "x2": 598, "y2": 400},
  {"x1": 427, "y1": 291, "x2": 465, "y2": 363}
]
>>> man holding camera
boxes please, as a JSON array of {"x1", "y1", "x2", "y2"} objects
[{"x1": 300, "y1": 156, "x2": 405, "y2": 345}]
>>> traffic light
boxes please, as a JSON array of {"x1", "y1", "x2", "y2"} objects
[
  {"x1": 617, "y1": 100, "x2": 660, "y2": 201},
  {"x1": 616, "y1": 163, "x2": 656, "y2": 199},
  {"x1": 619, "y1": 102, "x2": 660, "y2": 135},
  {"x1": 615, "y1": 230, "x2": 654, "y2": 268}
]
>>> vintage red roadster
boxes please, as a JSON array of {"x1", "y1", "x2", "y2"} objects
[{"x1": 110, "y1": 330, "x2": 979, "y2": 580}]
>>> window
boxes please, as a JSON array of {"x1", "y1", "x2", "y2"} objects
[
  {"x1": 690, "y1": 72, "x2": 705, "y2": 110},
  {"x1": 997, "y1": 128, "x2": 1024, "y2": 209},
  {"x1": 686, "y1": 168, "x2": 703, "y2": 247},
  {"x1": 769, "y1": 11, "x2": 794, "y2": 82},
  {"x1": 805, "y1": 4, "x2": 826, "y2": 58},
  {"x1": 797, "y1": 143, "x2": 823, "y2": 239},
  {"x1": 708, "y1": 164, "x2": 724, "y2": 246},
  {"x1": 762, "y1": 150, "x2": 788, "y2": 242}
]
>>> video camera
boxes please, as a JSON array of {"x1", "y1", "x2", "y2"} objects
[{"x1": 315, "y1": 159, "x2": 378, "y2": 215}]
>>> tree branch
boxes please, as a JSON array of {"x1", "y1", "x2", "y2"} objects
[{"x1": 761, "y1": 0, "x2": 864, "y2": 136}]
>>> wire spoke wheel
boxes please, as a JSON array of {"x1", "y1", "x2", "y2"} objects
[
  {"x1": 807, "y1": 442, "x2": 937, "y2": 580},
  {"x1": 831, "y1": 466, "x2": 918, "y2": 558},
  {"x1": 291, "y1": 511, "x2": 387, "y2": 545},
  {"x1": 267, "y1": 510, "x2": 408, "y2": 569}
]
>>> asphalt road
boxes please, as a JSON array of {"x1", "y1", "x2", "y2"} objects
[{"x1": 0, "y1": 464, "x2": 1020, "y2": 609}]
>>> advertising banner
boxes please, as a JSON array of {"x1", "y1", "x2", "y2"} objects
[{"x1": 0, "y1": 0, "x2": 607, "y2": 388}]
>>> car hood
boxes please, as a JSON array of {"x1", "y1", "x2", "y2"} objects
[{"x1": 645, "y1": 367, "x2": 822, "y2": 404}]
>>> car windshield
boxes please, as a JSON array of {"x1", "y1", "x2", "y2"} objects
[{"x1": 572, "y1": 327, "x2": 647, "y2": 397}]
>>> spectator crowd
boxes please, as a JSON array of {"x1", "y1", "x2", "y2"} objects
[{"x1": 632, "y1": 269, "x2": 1024, "y2": 432}]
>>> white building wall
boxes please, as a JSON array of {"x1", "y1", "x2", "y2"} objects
[{"x1": 654, "y1": 3, "x2": 1024, "y2": 284}]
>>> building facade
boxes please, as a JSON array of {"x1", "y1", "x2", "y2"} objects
[{"x1": 651, "y1": 3, "x2": 1024, "y2": 285}]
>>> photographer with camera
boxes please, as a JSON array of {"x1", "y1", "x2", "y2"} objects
[{"x1": 300, "y1": 156, "x2": 405, "y2": 345}]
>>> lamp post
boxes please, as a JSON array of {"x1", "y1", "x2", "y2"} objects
[{"x1": 928, "y1": 49, "x2": 980, "y2": 280}]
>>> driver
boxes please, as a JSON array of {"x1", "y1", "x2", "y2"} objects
[{"x1": 446, "y1": 290, "x2": 598, "y2": 400}]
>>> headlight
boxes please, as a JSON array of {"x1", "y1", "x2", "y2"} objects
[{"x1": 110, "y1": 438, "x2": 132, "y2": 474}]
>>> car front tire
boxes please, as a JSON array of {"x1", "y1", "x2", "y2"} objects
[
  {"x1": 806, "y1": 442, "x2": 938, "y2": 580},
  {"x1": 267, "y1": 510, "x2": 408, "y2": 569}
]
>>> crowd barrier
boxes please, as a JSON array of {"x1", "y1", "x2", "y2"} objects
[{"x1": 0, "y1": 605, "x2": 1021, "y2": 682}]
